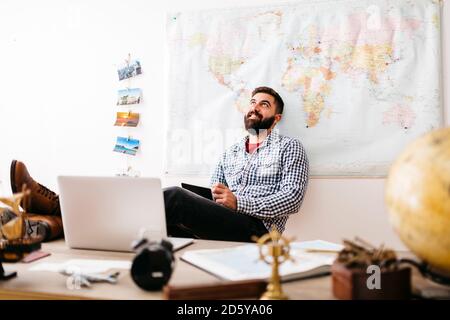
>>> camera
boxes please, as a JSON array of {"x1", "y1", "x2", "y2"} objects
[{"x1": 130, "y1": 237, "x2": 175, "y2": 291}]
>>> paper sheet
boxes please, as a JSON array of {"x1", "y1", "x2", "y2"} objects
[
  {"x1": 181, "y1": 240, "x2": 343, "y2": 281},
  {"x1": 29, "y1": 259, "x2": 131, "y2": 273},
  {"x1": 290, "y1": 240, "x2": 344, "y2": 252}
]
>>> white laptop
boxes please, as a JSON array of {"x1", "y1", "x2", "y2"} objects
[{"x1": 57, "y1": 176, "x2": 194, "y2": 252}]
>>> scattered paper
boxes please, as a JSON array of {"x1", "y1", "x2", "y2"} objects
[
  {"x1": 290, "y1": 240, "x2": 344, "y2": 252},
  {"x1": 29, "y1": 259, "x2": 131, "y2": 274}
]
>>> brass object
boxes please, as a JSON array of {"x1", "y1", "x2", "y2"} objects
[
  {"x1": 0, "y1": 186, "x2": 30, "y2": 241},
  {"x1": 253, "y1": 226, "x2": 293, "y2": 300},
  {"x1": 0, "y1": 185, "x2": 42, "y2": 263}
]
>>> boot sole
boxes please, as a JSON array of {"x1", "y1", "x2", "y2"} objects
[{"x1": 10, "y1": 159, "x2": 18, "y2": 194}]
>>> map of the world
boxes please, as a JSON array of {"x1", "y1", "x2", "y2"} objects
[{"x1": 165, "y1": 0, "x2": 443, "y2": 176}]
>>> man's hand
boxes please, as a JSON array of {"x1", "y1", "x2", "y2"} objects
[{"x1": 212, "y1": 183, "x2": 237, "y2": 211}]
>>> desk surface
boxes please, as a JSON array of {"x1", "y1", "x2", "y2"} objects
[
  {"x1": 0, "y1": 239, "x2": 337, "y2": 300},
  {"x1": 0, "y1": 239, "x2": 441, "y2": 300}
]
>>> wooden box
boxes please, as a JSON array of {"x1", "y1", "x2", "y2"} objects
[{"x1": 332, "y1": 261, "x2": 411, "y2": 300}]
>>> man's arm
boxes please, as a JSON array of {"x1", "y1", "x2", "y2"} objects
[
  {"x1": 236, "y1": 139, "x2": 309, "y2": 219},
  {"x1": 210, "y1": 154, "x2": 228, "y2": 187}
]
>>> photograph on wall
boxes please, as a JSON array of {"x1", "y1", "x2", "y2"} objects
[
  {"x1": 117, "y1": 88, "x2": 142, "y2": 105},
  {"x1": 117, "y1": 59, "x2": 142, "y2": 81},
  {"x1": 114, "y1": 111, "x2": 140, "y2": 127},
  {"x1": 113, "y1": 136, "x2": 140, "y2": 156}
]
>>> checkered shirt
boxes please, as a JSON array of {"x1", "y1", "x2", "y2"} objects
[{"x1": 210, "y1": 130, "x2": 309, "y2": 234}]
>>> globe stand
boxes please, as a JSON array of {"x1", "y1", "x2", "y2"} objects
[{"x1": 400, "y1": 259, "x2": 450, "y2": 286}]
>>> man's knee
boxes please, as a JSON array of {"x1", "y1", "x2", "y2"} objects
[
  {"x1": 163, "y1": 186, "x2": 191, "y2": 225},
  {"x1": 163, "y1": 186, "x2": 182, "y2": 193},
  {"x1": 163, "y1": 186, "x2": 184, "y2": 201},
  {"x1": 163, "y1": 186, "x2": 189, "y2": 210}
]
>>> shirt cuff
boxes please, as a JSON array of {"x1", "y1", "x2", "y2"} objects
[{"x1": 236, "y1": 196, "x2": 252, "y2": 215}]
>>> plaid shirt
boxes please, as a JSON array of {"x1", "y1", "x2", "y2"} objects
[{"x1": 210, "y1": 130, "x2": 309, "y2": 234}]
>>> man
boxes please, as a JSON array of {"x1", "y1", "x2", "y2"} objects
[
  {"x1": 5, "y1": 87, "x2": 309, "y2": 242},
  {"x1": 164, "y1": 86, "x2": 309, "y2": 242}
]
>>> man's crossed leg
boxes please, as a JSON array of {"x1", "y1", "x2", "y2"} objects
[{"x1": 3, "y1": 161, "x2": 267, "y2": 242}]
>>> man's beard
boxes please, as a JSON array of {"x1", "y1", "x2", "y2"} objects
[{"x1": 244, "y1": 111, "x2": 276, "y2": 136}]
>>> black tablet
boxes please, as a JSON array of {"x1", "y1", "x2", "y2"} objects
[{"x1": 181, "y1": 183, "x2": 214, "y2": 201}]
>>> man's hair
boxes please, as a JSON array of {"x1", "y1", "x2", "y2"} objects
[{"x1": 251, "y1": 86, "x2": 284, "y2": 114}]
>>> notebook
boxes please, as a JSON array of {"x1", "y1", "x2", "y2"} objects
[
  {"x1": 181, "y1": 183, "x2": 214, "y2": 201},
  {"x1": 181, "y1": 240, "x2": 343, "y2": 282}
]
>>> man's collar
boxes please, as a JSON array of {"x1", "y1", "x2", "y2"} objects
[{"x1": 233, "y1": 129, "x2": 280, "y2": 152}]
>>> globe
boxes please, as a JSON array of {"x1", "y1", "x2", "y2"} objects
[{"x1": 386, "y1": 127, "x2": 450, "y2": 273}]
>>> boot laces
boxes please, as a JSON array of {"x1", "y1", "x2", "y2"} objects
[{"x1": 37, "y1": 183, "x2": 58, "y2": 200}]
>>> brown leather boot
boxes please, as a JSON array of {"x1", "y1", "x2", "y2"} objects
[
  {"x1": 10, "y1": 160, "x2": 61, "y2": 216},
  {"x1": 1, "y1": 209, "x2": 64, "y2": 242},
  {"x1": 26, "y1": 213, "x2": 64, "y2": 241}
]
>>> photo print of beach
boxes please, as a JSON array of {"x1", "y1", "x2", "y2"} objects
[
  {"x1": 113, "y1": 136, "x2": 140, "y2": 156},
  {"x1": 114, "y1": 111, "x2": 140, "y2": 127},
  {"x1": 117, "y1": 59, "x2": 142, "y2": 81},
  {"x1": 117, "y1": 88, "x2": 141, "y2": 105}
]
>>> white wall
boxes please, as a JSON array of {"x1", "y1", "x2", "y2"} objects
[{"x1": 0, "y1": 0, "x2": 448, "y2": 249}]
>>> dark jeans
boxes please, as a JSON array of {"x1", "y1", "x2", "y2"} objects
[{"x1": 163, "y1": 186, "x2": 268, "y2": 242}]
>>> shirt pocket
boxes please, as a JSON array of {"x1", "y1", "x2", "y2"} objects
[
  {"x1": 224, "y1": 162, "x2": 244, "y2": 182},
  {"x1": 257, "y1": 159, "x2": 281, "y2": 178}
]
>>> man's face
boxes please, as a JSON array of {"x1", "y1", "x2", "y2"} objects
[{"x1": 244, "y1": 92, "x2": 280, "y2": 134}]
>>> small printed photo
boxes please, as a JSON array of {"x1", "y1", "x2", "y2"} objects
[
  {"x1": 114, "y1": 111, "x2": 140, "y2": 127},
  {"x1": 117, "y1": 59, "x2": 142, "y2": 81},
  {"x1": 113, "y1": 136, "x2": 140, "y2": 156},
  {"x1": 117, "y1": 88, "x2": 142, "y2": 105}
]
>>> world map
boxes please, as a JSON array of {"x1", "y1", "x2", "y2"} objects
[{"x1": 166, "y1": 0, "x2": 442, "y2": 176}]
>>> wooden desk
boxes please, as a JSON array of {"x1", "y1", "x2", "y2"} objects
[
  {"x1": 0, "y1": 240, "x2": 444, "y2": 300},
  {"x1": 0, "y1": 239, "x2": 335, "y2": 300}
]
